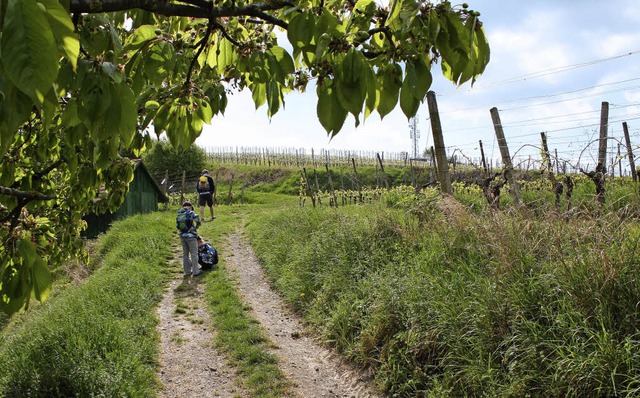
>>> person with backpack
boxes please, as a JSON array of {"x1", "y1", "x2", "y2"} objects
[
  {"x1": 196, "y1": 169, "x2": 216, "y2": 221},
  {"x1": 176, "y1": 201, "x2": 202, "y2": 277}
]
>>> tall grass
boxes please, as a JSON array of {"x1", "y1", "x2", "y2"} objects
[
  {"x1": 0, "y1": 212, "x2": 174, "y2": 397},
  {"x1": 246, "y1": 194, "x2": 640, "y2": 397}
]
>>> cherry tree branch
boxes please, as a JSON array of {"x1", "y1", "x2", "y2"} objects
[
  {"x1": 0, "y1": 186, "x2": 56, "y2": 202},
  {"x1": 69, "y1": 0, "x2": 289, "y2": 28}
]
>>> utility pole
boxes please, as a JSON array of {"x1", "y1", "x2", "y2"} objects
[{"x1": 409, "y1": 115, "x2": 420, "y2": 158}]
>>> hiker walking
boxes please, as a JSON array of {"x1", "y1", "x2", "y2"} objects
[
  {"x1": 197, "y1": 169, "x2": 216, "y2": 221},
  {"x1": 176, "y1": 201, "x2": 202, "y2": 277}
]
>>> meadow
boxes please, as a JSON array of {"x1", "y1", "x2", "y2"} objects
[{"x1": 2, "y1": 162, "x2": 640, "y2": 397}]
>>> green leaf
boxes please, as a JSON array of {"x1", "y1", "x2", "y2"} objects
[
  {"x1": 268, "y1": 46, "x2": 295, "y2": 83},
  {"x1": 153, "y1": 101, "x2": 172, "y2": 135},
  {"x1": 364, "y1": 66, "x2": 379, "y2": 120},
  {"x1": 206, "y1": 34, "x2": 237, "y2": 73},
  {"x1": 61, "y1": 97, "x2": 82, "y2": 128},
  {"x1": 188, "y1": 113, "x2": 204, "y2": 139},
  {"x1": 1, "y1": 0, "x2": 58, "y2": 103},
  {"x1": 287, "y1": 12, "x2": 315, "y2": 51},
  {"x1": 437, "y1": 12, "x2": 470, "y2": 85},
  {"x1": 354, "y1": 0, "x2": 376, "y2": 14},
  {"x1": 0, "y1": 78, "x2": 32, "y2": 152},
  {"x1": 313, "y1": 10, "x2": 341, "y2": 43},
  {"x1": 117, "y1": 84, "x2": 138, "y2": 147},
  {"x1": 195, "y1": 99, "x2": 213, "y2": 124},
  {"x1": 174, "y1": 106, "x2": 192, "y2": 149},
  {"x1": 16, "y1": 238, "x2": 38, "y2": 266},
  {"x1": 124, "y1": 25, "x2": 158, "y2": 52},
  {"x1": 317, "y1": 80, "x2": 347, "y2": 137},
  {"x1": 406, "y1": 57, "x2": 432, "y2": 101},
  {"x1": 399, "y1": 74, "x2": 419, "y2": 119},
  {"x1": 335, "y1": 49, "x2": 368, "y2": 117},
  {"x1": 144, "y1": 41, "x2": 175, "y2": 86},
  {"x1": 377, "y1": 63, "x2": 402, "y2": 119},
  {"x1": 31, "y1": 255, "x2": 52, "y2": 302},
  {"x1": 78, "y1": 73, "x2": 111, "y2": 135},
  {"x1": 266, "y1": 81, "x2": 282, "y2": 117},
  {"x1": 338, "y1": 48, "x2": 363, "y2": 86},
  {"x1": 249, "y1": 52, "x2": 270, "y2": 83},
  {"x1": 0, "y1": 268, "x2": 28, "y2": 315},
  {"x1": 386, "y1": 0, "x2": 403, "y2": 29},
  {"x1": 251, "y1": 83, "x2": 267, "y2": 109},
  {"x1": 41, "y1": 0, "x2": 79, "y2": 70}
]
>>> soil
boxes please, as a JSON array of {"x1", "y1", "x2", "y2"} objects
[{"x1": 156, "y1": 231, "x2": 381, "y2": 398}]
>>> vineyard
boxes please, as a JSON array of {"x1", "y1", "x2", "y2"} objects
[{"x1": 155, "y1": 148, "x2": 638, "y2": 218}]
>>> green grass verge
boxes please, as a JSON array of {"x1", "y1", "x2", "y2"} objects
[
  {"x1": 194, "y1": 203, "x2": 292, "y2": 397},
  {"x1": 246, "y1": 198, "x2": 640, "y2": 397},
  {"x1": 0, "y1": 212, "x2": 175, "y2": 397},
  {"x1": 0, "y1": 199, "x2": 296, "y2": 398}
]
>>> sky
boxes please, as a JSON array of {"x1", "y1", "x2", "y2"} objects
[{"x1": 195, "y1": 1, "x2": 640, "y2": 172}]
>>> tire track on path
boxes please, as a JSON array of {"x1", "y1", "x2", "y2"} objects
[{"x1": 157, "y1": 248, "x2": 244, "y2": 398}]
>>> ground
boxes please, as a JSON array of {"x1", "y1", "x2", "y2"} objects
[{"x1": 156, "y1": 230, "x2": 381, "y2": 397}]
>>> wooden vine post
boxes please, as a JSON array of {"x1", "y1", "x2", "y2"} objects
[
  {"x1": 540, "y1": 132, "x2": 563, "y2": 208},
  {"x1": 595, "y1": 101, "x2": 609, "y2": 205},
  {"x1": 598, "y1": 101, "x2": 609, "y2": 171},
  {"x1": 313, "y1": 168, "x2": 322, "y2": 206},
  {"x1": 226, "y1": 174, "x2": 234, "y2": 205},
  {"x1": 376, "y1": 153, "x2": 389, "y2": 189},
  {"x1": 490, "y1": 107, "x2": 521, "y2": 205},
  {"x1": 325, "y1": 164, "x2": 337, "y2": 207},
  {"x1": 623, "y1": 122, "x2": 637, "y2": 183},
  {"x1": 351, "y1": 158, "x2": 363, "y2": 203},
  {"x1": 479, "y1": 140, "x2": 488, "y2": 174},
  {"x1": 426, "y1": 91, "x2": 453, "y2": 195},
  {"x1": 301, "y1": 168, "x2": 316, "y2": 207},
  {"x1": 579, "y1": 102, "x2": 608, "y2": 207}
]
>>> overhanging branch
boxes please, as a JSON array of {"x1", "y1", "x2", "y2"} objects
[
  {"x1": 69, "y1": 0, "x2": 289, "y2": 28},
  {"x1": 0, "y1": 186, "x2": 56, "y2": 202}
]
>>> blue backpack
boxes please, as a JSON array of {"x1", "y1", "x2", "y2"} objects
[
  {"x1": 176, "y1": 208, "x2": 193, "y2": 233},
  {"x1": 198, "y1": 242, "x2": 218, "y2": 269}
]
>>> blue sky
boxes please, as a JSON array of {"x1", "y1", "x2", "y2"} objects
[{"x1": 196, "y1": 1, "x2": 640, "y2": 171}]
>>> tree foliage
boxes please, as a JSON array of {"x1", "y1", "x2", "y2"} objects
[
  {"x1": 142, "y1": 139, "x2": 207, "y2": 178},
  {"x1": 0, "y1": 0, "x2": 489, "y2": 314}
]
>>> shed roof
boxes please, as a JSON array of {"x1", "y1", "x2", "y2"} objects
[{"x1": 133, "y1": 159, "x2": 169, "y2": 203}]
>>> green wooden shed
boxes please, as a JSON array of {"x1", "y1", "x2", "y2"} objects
[{"x1": 84, "y1": 160, "x2": 169, "y2": 238}]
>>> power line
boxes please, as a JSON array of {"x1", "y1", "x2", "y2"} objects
[
  {"x1": 499, "y1": 84, "x2": 640, "y2": 112},
  {"x1": 476, "y1": 49, "x2": 640, "y2": 87},
  {"x1": 438, "y1": 78, "x2": 640, "y2": 117}
]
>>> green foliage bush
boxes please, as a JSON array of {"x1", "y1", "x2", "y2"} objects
[
  {"x1": 246, "y1": 200, "x2": 640, "y2": 397},
  {"x1": 0, "y1": 213, "x2": 174, "y2": 397},
  {"x1": 143, "y1": 139, "x2": 207, "y2": 178}
]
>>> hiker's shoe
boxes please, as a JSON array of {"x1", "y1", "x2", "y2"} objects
[
  {"x1": 193, "y1": 270, "x2": 203, "y2": 277},
  {"x1": 211, "y1": 216, "x2": 216, "y2": 220}
]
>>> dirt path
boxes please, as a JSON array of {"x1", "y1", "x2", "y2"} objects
[
  {"x1": 157, "y1": 233, "x2": 380, "y2": 398},
  {"x1": 156, "y1": 250, "x2": 244, "y2": 398},
  {"x1": 224, "y1": 231, "x2": 380, "y2": 398}
]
